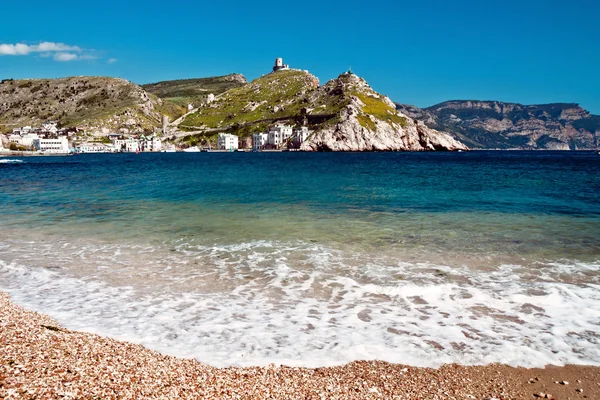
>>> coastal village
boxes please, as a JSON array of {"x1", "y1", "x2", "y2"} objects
[
  {"x1": 0, "y1": 121, "x2": 312, "y2": 154},
  {"x1": 0, "y1": 58, "x2": 314, "y2": 155}
]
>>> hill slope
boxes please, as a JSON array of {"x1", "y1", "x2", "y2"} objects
[
  {"x1": 0, "y1": 77, "x2": 177, "y2": 134},
  {"x1": 395, "y1": 100, "x2": 600, "y2": 149},
  {"x1": 141, "y1": 74, "x2": 247, "y2": 107},
  {"x1": 179, "y1": 70, "x2": 467, "y2": 151}
]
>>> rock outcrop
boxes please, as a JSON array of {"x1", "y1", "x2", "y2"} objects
[
  {"x1": 395, "y1": 100, "x2": 600, "y2": 150},
  {"x1": 301, "y1": 73, "x2": 467, "y2": 151}
]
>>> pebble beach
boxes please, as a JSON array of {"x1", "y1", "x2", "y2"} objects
[{"x1": 2, "y1": 291, "x2": 599, "y2": 400}]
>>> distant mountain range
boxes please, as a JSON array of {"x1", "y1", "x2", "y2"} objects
[{"x1": 395, "y1": 101, "x2": 600, "y2": 150}]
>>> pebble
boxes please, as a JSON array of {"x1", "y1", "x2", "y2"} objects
[{"x1": 577, "y1": 388, "x2": 583, "y2": 393}]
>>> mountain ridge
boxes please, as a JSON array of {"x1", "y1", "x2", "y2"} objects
[{"x1": 395, "y1": 100, "x2": 599, "y2": 149}]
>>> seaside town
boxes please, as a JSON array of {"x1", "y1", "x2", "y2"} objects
[{"x1": 0, "y1": 121, "x2": 312, "y2": 155}]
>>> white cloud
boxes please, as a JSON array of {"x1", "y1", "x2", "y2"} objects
[
  {"x1": 54, "y1": 52, "x2": 79, "y2": 62},
  {"x1": 0, "y1": 41, "x2": 100, "y2": 62},
  {"x1": 0, "y1": 41, "x2": 81, "y2": 56},
  {"x1": 107, "y1": 58, "x2": 117, "y2": 64}
]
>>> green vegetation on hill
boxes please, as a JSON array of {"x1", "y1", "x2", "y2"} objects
[
  {"x1": 181, "y1": 70, "x2": 319, "y2": 134},
  {"x1": 141, "y1": 74, "x2": 247, "y2": 108}
]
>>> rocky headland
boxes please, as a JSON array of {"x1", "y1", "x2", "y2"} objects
[
  {"x1": 300, "y1": 73, "x2": 467, "y2": 151},
  {"x1": 180, "y1": 70, "x2": 467, "y2": 151}
]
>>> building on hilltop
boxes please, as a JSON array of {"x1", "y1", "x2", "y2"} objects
[{"x1": 272, "y1": 57, "x2": 290, "y2": 73}]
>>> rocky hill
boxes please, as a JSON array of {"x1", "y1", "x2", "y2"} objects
[
  {"x1": 0, "y1": 77, "x2": 182, "y2": 134},
  {"x1": 141, "y1": 74, "x2": 247, "y2": 108},
  {"x1": 395, "y1": 101, "x2": 600, "y2": 150},
  {"x1": 180, "y1": 70, "x2": 467, "y2": 151}
]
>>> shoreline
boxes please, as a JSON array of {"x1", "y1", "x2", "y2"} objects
[{"x1": 1, "y1": 291, "x2": 598, "y2": 399}]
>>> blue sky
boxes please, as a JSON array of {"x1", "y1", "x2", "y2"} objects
[{"x1": 1, "y1": 0, "x2": 599, "y2": 113}]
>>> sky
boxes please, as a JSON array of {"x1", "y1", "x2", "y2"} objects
[{"x1": 1, "y1": 0, "x2": 599, "y2": 113}]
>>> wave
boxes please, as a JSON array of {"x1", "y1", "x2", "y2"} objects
[
  {"x1": 0, "y1": 159, "x2": 24, "y2": 164},
  {"x1": 0, "y1": 238, "x2": 599, "y2": 368}
]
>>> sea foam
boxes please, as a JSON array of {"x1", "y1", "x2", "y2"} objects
[{"x1": 1, "y1": 237, "x2": 599, "y2": 368}]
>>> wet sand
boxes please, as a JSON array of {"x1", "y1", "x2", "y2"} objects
[{"x1": 1, "y1": 291, "x2": 598, "y2": 399}]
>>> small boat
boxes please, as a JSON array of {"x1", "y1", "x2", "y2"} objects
[{"x1": 183, "y1": 146, "x2": 200, "y2": 153}]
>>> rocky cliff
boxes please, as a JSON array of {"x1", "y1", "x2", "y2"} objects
[
  {"x1": 300, "y1": 73, "x2": 467, "y2": 151},
  {"x1": 0, "y1": 77, "x2": 176, "y2": 134},
  {"x1": 395, "y1": 100, "x2": 600, "y2": 150},
  {"x1": 180, "y1": 70, "x2": 467, "y2": 151}
]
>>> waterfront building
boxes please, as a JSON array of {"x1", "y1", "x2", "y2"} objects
[
  {"x1": 76, "y1": 143, "x2": 117, "y2": 153},
  {"x1": 252, "y1": 133, "x2": 268, "y2": 149},
  {"x1": 115, "y1": 138, "x2": 139, "y2": 152},
  {"x1": 8, "y1": 133, "x2": 40, "y2": 148},
  {"x1": 268, "y1": 125, "x2": 293, "y2": 147},
  {"x1": 139, "y1": 135, "x2": 162, "y2": 152},
  {"x1": 218, "y1": 133, "x2": 239, "y2": 151},
  {"x1": 33, "y1": 137, "x2": 69, "y2": 153},
  {"x1": 292, "y1": 126, "x2": 310, "y2": 146}
]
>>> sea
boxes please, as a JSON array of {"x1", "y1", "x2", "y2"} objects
[{"x1": 1, "y1": 151, "x2": 599, "y2": 368}]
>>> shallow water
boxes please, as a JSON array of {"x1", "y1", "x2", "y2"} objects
[{"x1": 1, "y1": 151, "x2": 599, "y2": 367}]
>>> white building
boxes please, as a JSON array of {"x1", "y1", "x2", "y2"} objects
[
  {"x1": 252, "y1": 133, "x2": 268, "y2": 149},
  {"x1": 33, "y1": 137, "x2": 69, "y2": 154},
  {"x1": 8, "y1": 133, "x2": 40, "y2": 148},
  {"x1": 268, "y1": 125, "x2": 293, "y2": 147},
  {"x1": 76, "y1": 143, "x2": 117, "y2": 153},
  {"x1": 8, "y1": 134, "x2": 21, "y2": 144},
  {"x1": 272, "y1": 57, "x2": 290, "y2": 72},
  {"x1": 20, "y1": 133, "x2": 40, "y2": 147},
  {"x1": 42, "y1": 121, "x2": 58, "y2": 134},
  {"x1": 218, "y1": 133, "x2": 239, "y2": 151},
  {"x1": 292, "y1": 126, "x2": 310, "y2": 146},
  {"x1": 140, "y1": 136, "x2": 162, "y2": 152},
  {"x1": 114, "y1": 138, "x2": 139, "y2": 152}
]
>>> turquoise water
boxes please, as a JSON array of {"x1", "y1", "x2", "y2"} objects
[{"x1": 1, "y1": 152, "x2": 599, "y2": 367}]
